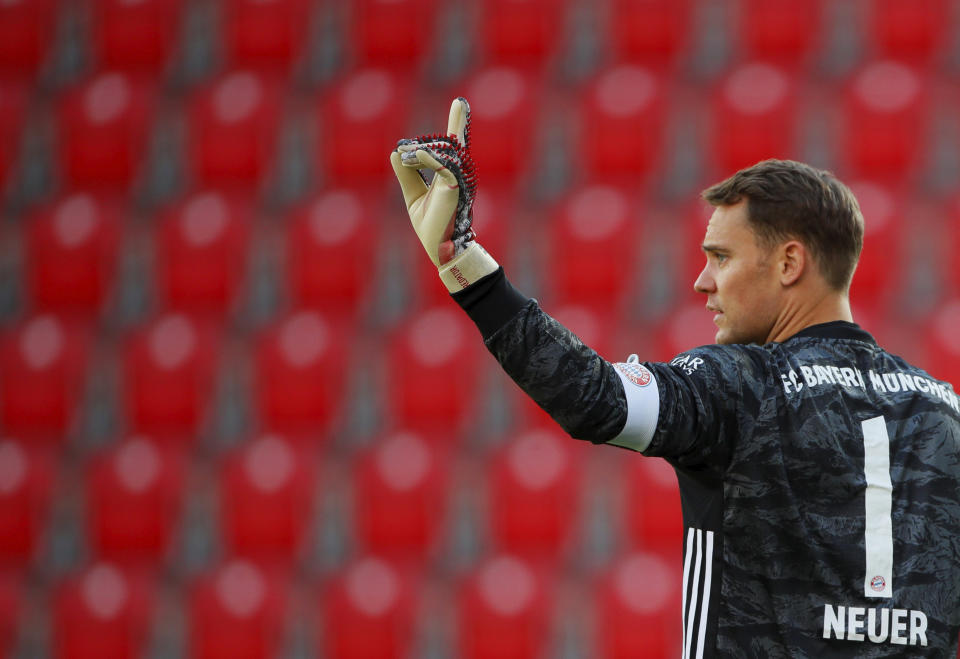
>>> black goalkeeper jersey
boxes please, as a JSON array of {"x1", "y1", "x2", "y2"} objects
[{"x1": 454, "y1": 268, "x2": 960, "y2": 658}]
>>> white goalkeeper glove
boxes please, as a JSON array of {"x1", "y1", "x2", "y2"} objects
[{"x1": 389, "y1": 97, "x2": 499, "y2": 293}]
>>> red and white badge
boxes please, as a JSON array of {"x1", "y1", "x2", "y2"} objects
[{"x1": 615, "y1": 362, "x2": 652, "y2": 387}]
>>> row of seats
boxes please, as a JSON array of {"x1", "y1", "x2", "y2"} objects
[
  {"x1": 2, "y1": 0, "x2": 957, "y2": 82},
  {"x1": 8, "y1": 183, "x2": 960, "y2": 320},
  {"x1": 3, "y1": 550, "x2": 684, "y2": 659},
  {"x1": 1, "y1": 58, "x2": 956, "y2": 197},
  {"x1": 1, "y1": 430, "x2": 682, "y2": 567}
]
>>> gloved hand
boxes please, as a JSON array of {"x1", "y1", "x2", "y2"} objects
[{"x1": 390, "y1": 97, "x2": 499, "y2": 293}]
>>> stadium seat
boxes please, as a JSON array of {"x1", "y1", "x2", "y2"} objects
[
  {"x1": 621, "y1": 456, "x2": 682, "y2": 555},
  {"x1": 458, "y1": 67, "x2": 538, "y2": 183},
  {"x1": 219, "y1": 434, "x2": 315, "y2": 562},
  {"x1": 866, "y1": 0, "x2": 950, "y2": 64},
  {"x1": 57, "y1": 72, "x2": 154, "y2": 191},
  {"x1": 0, "y1": 440, "x2": 53, "y2": 566},
  {"x1": 220, "y1": 0, "x2": 312, "y2": 73},
  {"x1": 53, "y1": 562, "x2": 154, "y2": 659},
  {"x1": 546, "y1": 185, "x2": 640, "y2": 309},
  {"x1": 154, "y1": 191, "x2": 251, "y2": 316},
  {"x1": 317, "y1": 68, "x2": 410, "y2": 185},
  {"x1": 352, "y1": 431, "x2": 449, "y2": 561},
  {"x1": 89, "y1": 0, "x2": 183, "y2": 75},
  {"x1": 922, "y1": 300, "x2": 960, "y2": 385},
  {"x1": 0, "y1": 82, "x2": 28, "y2": 193},
  {"x1": 253, "y1": 310, "x2": 347, "y2": 436},
  {"x1": 0, "y1": 573, "x2": 20, "y2": 658},
  {"x1": 0, "y1": 0, "x2": 59, "y2": 80},
  {"x1": 840, "y1": 60, "x2": 928, "y2": 183},
  {"x1": 121, "y1": 313, "x2": 220, "y2": 439},
  {"x1": 385, "y1": 307, "x2": 480, "y2": 433},
  {"x1": 577, "y1": 65, "x2": 666, "y2": 182},
  {"x1": 737, "y1": 0, "x2": 823, "y2": 65},
  {"x1": 846, "y1": 181, "x2": 903, "y2": 313},
  {"x1": 285, "y1": 189, "x2": 374, "y2": 314},
  {"x1": 318, "y1": 556, "x2": 418, "y2": 659},
  {"x1": 593, "y1": 552, "x2": 682, "y2": 659},
  {"x1": 24, "y1": 193, "x2": 121, "y2": 316},
  {"x1": 187, "y1": 71, "x2": 282, "y2": 188},
  {"x1": 475, "y1": 0, "x2": 564, "y2": 68},
  {"x1": 188, "y1": 560, "x2": 287, "y2": 659},
  {"x1": 608, "y1": 0, "x2": 693, "y2": 69},
  {"x1": 456, "y1": 554, "x2": 550, "y2": 659},
  {"x1": 709, "y1": 62, "x2": 797, "y2": 176},
  {"x1": 0, "y1": 315, "x2": 90, "y2": 440},
  {"x1": 487, "y1": 428, "x2": 582, "y2": 560},
  {"x1": 85, "y1": 437, "x2": 185, "y2": 565},
  {"x1": 651, "y1": 301, "x2": 718, "y2": 363},
  {"x1": 348, "y1": 0, "x2": 437, "y2": 70}
]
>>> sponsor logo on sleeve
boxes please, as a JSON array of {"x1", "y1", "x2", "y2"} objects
[{"x1": 615, "y1": 362, "x2": 652, "y2": 387}]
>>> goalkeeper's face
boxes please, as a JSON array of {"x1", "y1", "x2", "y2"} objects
[{"x1": 694, "y1": 201, "x2": 782, "y2": 345}]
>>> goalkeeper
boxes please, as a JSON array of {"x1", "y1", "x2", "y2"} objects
[{"x1": 390, "y1": 98, "x2": 960, "y2": 657}]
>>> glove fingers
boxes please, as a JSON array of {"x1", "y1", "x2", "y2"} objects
[
  {"x1": 411, "y1": 149, "x2": 459, "y2": 188},
  {"x1": 446, "y1": 97, "x2": 470, "y2": 147},
  {"x1": 390, "y1": 151, "x2": 428, "y2": 210}
]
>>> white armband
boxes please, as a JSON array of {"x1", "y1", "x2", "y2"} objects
[{"x1": 608, "y1": 359, "x2": 660, "y2": 452}]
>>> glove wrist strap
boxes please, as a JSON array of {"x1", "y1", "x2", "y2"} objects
[{"x1": 439, "y1": 242, "x2": 499, "y2": 293}]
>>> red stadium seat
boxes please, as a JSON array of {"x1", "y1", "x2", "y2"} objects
[
  {"x1": 622, "y1": 456, "x2": 682, "y2": 555},
  {"x1": 840, "y1": 61, "x2": 928, "y2": 183},
  {"x1": 846, "y1": 181, "x2": 903, "y2": 313},
  {"x1": 609, "y1": 0, "x2": 693, "y2": 69},
  {"x1": 709, "y1": 62, "x2": 797, "y2": 175},
  {"x1": 546, "y1": 185, "x2": 640, "y2": 309},
  {"x1": 85, "y1": 437, "x2": 185, "y2": 565},
  {"x1": 385, "y1": 307, "x2": 480, "y2": 433},
  {"x1": 253, "y1": 310, "x2": 347, "y2": 436},
  {"x1": 319, "y1": 556, "x2": 418, "y2": 659},
  {"x1": 0, "y1": 573, "x2": 20, "y2": 658},
  {"x1": 285, "y1": 189, "x2": 374, "y2": 314},
  {"x1": 488, "y1": 429, "x2": 582, "y2": 560},
  {"x1": 53, "y1": 562, "x2": 154, "y2": 659},
  {"x1": 651, "y1": 302, "x2": 718, "y2": 363},
  {"x1": 121, "y1": 313, "x2": 220, "y2": 438},
  {"x1": 188, "y1": 560, "x2": 286, "y2": 659},
  {"x1": 24, "y1": 193, "x2": 121, "y2": 316},
  {"x1": 459, "y1": 68, "x2": 538, "y2": 183},
  {"x1": 0, "y1": 440, "x2": 53, "y2": 566},
  {"x1": 578, "y1": 66, "x2": 666, "y2": 182},
  {"x1": 594, "y1": 552, "x2": 682, "y2": 659},
  {"x1": 154, "y1": 191, "x2": 251, "y2": 316},
  {"x1": 456, "y1": 554, "x2": 550, "y2": 659},
  {"x1": 0, "y1": 315, "x2": 90, "y2": 440},
  {"x1": 0, "y1": 82, "x2": 28, "y2": 192},
  {"x1": 476, "y1": 0, "x2": 564, "y2": 68},
  {"x1": 348, "y1": 0, "x2": 437, "y2": 70},
  {"x1": 219, "y1": 434, "x2": 315, "y2": 561},
  {"x1": 866, "y1": 0, "x2": 950, "y2": 64},
  {"x1": 57, "y1": 72, "x2": 154, "y2": 191},
  {"x1": 318, "y1": 68, "x2": 410, "y2": 184},
  {"x1": 90, "y1": 0, "x2": 183, "y2": 75},
  {"x1": 187, "y1": 71, "x2": 281, "y2": 188},
  {"x1": 0, "y1": 0, "x2": 59, "y2": 80},
  {"x1": 923, "y1": 300, "x2": 960, "y2": 385},
  {"x1": 352, "y1": 431, "x2": 449, "y2": 561},
  {"x1": 737, "y1": 0, "x2": 824, "y2": 65},
  {"x1": 221, "y1": 0, "x2": 312, "y2": 72}
]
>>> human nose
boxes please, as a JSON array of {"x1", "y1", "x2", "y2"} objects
[{"x1": 694, "y1": 264, "x2": 715, "y2": 294}]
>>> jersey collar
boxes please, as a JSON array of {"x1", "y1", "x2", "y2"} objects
[{"x1": 789, "y1": 320, "x2": 877, "y2": 344}]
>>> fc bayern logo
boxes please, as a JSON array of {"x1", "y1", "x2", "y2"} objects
[
  {"x1": 616, "y1": 363, "x2": 652, "y2": 388},
  {"x1": 870, "y1": 575, "x2": 886, "y2": 592}
]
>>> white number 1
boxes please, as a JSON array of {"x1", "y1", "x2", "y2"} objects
[{"x1": 861, "y1": 415, "x2": 894, "y2": 598}]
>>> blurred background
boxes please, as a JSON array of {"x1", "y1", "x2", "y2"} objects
[{"x1": 2, "y1": 0, "x2": 960, "y2": 657}]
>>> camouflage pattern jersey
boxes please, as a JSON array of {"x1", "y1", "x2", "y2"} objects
[{"x1": 453, "y1": 268, "x2": 960, "y2": 658}]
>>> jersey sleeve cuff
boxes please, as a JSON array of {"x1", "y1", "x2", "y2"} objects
[
  {"x1": 607, "y1": 362, "x2": 660, "y2": 452},
  {"x1": 451, "y1": 266, "x2": 531, "y2": 340}
]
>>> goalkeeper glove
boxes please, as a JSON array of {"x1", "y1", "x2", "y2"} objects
[{"x1": 389, "y1": 97, "x2": 499, "y2": 293}]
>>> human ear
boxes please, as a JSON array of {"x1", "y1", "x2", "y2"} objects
[{"x1": 780, "y1": 241, "x2": 805, "y2": 286}]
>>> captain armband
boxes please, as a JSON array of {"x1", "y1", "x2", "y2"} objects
[{"x1": 608, "y1": 356, "x2": 660, "y2": 452}]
